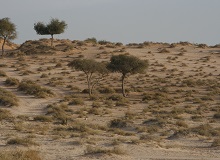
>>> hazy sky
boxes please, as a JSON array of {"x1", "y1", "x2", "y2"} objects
[{"x1": 1, "y1": 0, "x2": 220, "y2": 45}]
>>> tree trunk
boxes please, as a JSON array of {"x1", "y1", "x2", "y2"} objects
[
  {"x1": 121, "y1": 74, "x2": 126, "y2": 97},
  {"x1": 86, "y1": 74, "x2": 92, "y2": 96},
  {"x1": 51, "y1": 34, "x2": 54, "y2": 47},
  {"x1": 1, "y1": 37, "x2": 6, "y2": 57}
]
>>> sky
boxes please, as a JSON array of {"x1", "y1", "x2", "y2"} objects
[{"x1": 1, "y1": 0, "x2": 220, "y2": 45}]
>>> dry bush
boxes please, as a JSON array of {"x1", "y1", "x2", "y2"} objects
[
  {"x1": 0, "y1": 150, "x2": 42, "y2": 160},
  {"x1": 0, "y1": 109, "x2": 13, "y2": 121},
  {"x1": 33, "y1": 115, "x2": 52, "y2": 122},
  {"x1": 109, "y1": 119, "x2": 127, "y2": 128},
  {"x1": 5, "y1": 77, "x2": 20, "y2": 86},
  {"x1": 211, "y1": 138, "x2": 220, "y2": 147},
  {"x1": 69, "y1": 98, "x2": 84, "y2": 105},
  {"x1": 99, "y1": 86, "x2": 115, "y2": 94},
  {"x1": 85, "y1": 145, "x2": 125, "y2": 155},
  {"x1": 7, "y1": 137, "x2": 37, "y2": 146},
  {"x1": 0, "y1": 87, "x2": 19, "y2": 106},
  {"x1": 18, "y1": 79, "x2": 54, "y2": 98},
  {"x1": 0, "y1": 70, "x2": 7, "y2": 77},
  {"x1": 159, "y1": 48, "x2": 170, "y2": 53}
]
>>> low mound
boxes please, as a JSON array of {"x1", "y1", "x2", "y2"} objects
[{"x1": 18, "y1": 39, "x2": 82, "y2": 55}]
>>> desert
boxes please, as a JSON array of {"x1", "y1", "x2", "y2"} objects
[{"x1": 0, "y1": 38, "x2": 220, "y2": 160}]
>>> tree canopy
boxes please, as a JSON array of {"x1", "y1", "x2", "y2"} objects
[
  {"x1": 68, "y1": 59, "x2": 109, "y2": 96},
  {"x1": 34, "y1": 18, "x2": 67, "y2": 46},
  {"x1": 107, "y1": 54, "x2": 149, "y2": 97},
  {"x1": 0, "y1": 17, "x2": 17, "y2": 57}
]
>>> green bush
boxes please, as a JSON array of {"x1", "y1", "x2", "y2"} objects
[{"x1": 0, "y1": 88, "x2": 18, "y2": 106}]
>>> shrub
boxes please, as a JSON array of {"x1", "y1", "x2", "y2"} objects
[
  {"x1": 0, "y1": 87, "x2": 18, "y2": 106},
  {"x1": 40, "y1": 73, "x2": 48, "y2": 78},
  {"x1": 84, "y1": 37, "x2": 97, "y2": 44},
  {"x1": 191, "y1": 124, "x2": 215, "y2": 136},
  {"x1": 99, "y1": 86, "x2": 115, "y2": 94},
  {"x1": 0, "y1": 150, "x2": 42, "y2": 160},
  {"x1": 159, "y1": 48, "x2": 170, "y2": 53},
  {"x1": 109, "y1": 119, "x2": 127, "y2": 128},
  {"x1": 211, "y1": 138, "x2": 220, "y2": 147},
  {"x1": 33, "y1": 115, "x2": 52, "y2": 122},
  {"x1": 0, "y1": 70, "x2": 7, "y2": 77},
  {"x1": 18, "y1": 79, "x2": 54, "y2": 98},
  {"x1": 98, "y1": 40, "x2": 110, "y2": 45},
  {"x1": 7, "y1": 137, "x2": 37, "y2": 146},
  {"x1": 69, "y1": 98, "x2": 84, "y2": 105},
  {"x1": 213, "y1": 112, "x2": 220, "y2": 119},
  {"x1": 5, "y1": 77, "x2": 20, "y2": 86},
  {"x1": 46, "y1": 104, "x2": 71, "y2": 125},
  {"x1": 0, "y1": 109, "x2": 13, "y2": 121},
  {"x1": 85, "y1": 145, "x2": 125, "y2": 155}
]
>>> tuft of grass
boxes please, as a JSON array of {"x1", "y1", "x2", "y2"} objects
[
  {"x1": 0, "y1": 87, "x2": 19, "y2": 106},
  {"x1": 18, "y1": 79, "x2": 54, "y2": 98}
]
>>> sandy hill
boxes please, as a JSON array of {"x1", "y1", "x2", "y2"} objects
[
  {"x1": 0, "y1": 39, "x2": 220, "y2": 160},
  {"x1": 0, "y1": 38, "x2": 18, "y2": 50}
]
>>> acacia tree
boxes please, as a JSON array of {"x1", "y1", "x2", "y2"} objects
[
  {"x1": 34, "y1": 18, "x2": 67, "y2": 47},
  {"x1": 107, "y1": 54, "x2": 149, "y2": 97},
  {"x1": 68, "y1": 59, "x2": 108, "y2": 96},
  {"x1": 0, "y1": 18, "x2": 17, "y2": 57}
]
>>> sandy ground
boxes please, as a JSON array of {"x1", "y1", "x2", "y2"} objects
[{"x1": 0, "y1": 39, "x2": 220, "y2": 160}]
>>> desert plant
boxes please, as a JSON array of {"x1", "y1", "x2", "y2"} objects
[
  {"x1": 18, "y1": 79, "x2": 54, "y2": 98},
  {"x1": 69, "y1": 98, "x2": 84, "y2": 105},
  {"x1": 5, "y1": 77, "x2": 19, "y2": 86},
  {"x1": 85, "y1": 145, "x2": 125, "y2": 155},
  {"x1": 33, "y1": 115, "x2": 52, "y2": 122},
  {"x1": 0, "y1": 87, "x2": 18, "y2": 106},
  {"x1": 84, "y1": 37, "x2": 97, "y2": 44},
  {"x1": 0, "y1": 17, "x2": 17, "y2": 57},
  {"x1": 0, "y1": 70, "x2": 6, "y2": 76},
  {"x1": 0, "y1": 150, "x2": 42, "y2": 160},
  {"x1": 7, "y1": 137, "x2": 37, "y2": 146},
  {"x1": 0, "y1": 109, "x2": 13, "y2": 121},
  {"x1": 34, "y1": 18, "x2": 67, "y2": 46},
  {"x1": 107, "y1": 54, "x2": 148, "y2": 97},
  {"x1": 109, "y1": 118, "x2": 127, "y2": 128},
  {"x1": 68, "y1": 59, "x2": 109, "y2": 96},
  {"x1": 211, "y1": 138, "x2": 220, "y2": 147}
]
